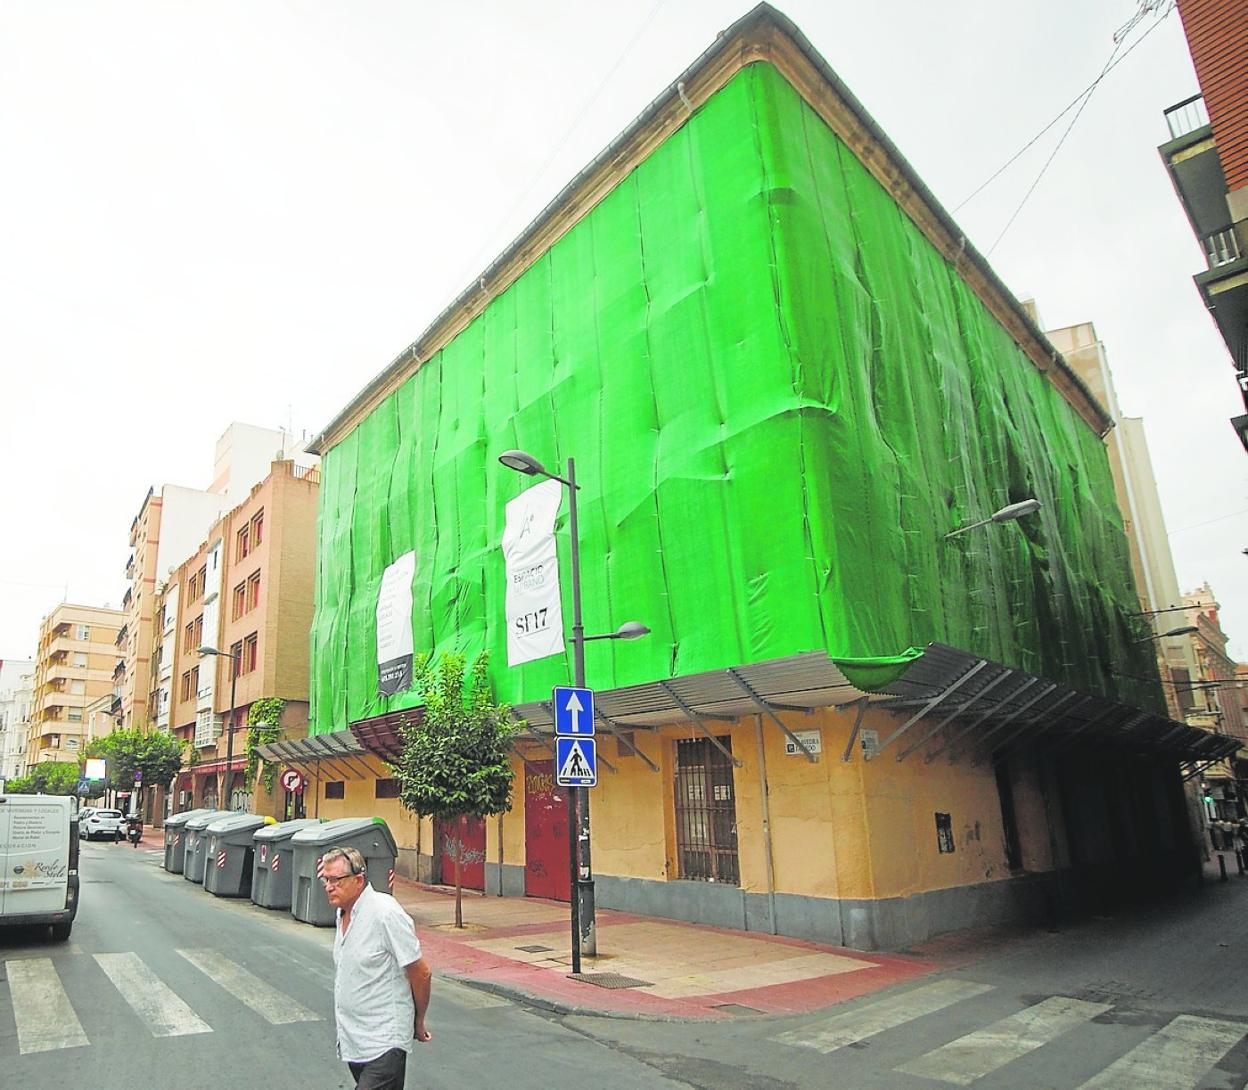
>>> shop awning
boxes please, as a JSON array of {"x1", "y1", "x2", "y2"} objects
[
  {"x1": 510, "y1": 643, "x2": 1239, "y2": 769},
  {"x1": 186, "y1": 756, "x2": 246, "y2": 776}
]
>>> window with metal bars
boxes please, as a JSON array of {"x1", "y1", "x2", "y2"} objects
[{"x1": 673, "y1": 736, "x2": 739, "y2": 885}]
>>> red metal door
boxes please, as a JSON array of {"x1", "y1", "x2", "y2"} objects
[
  {"x1": 436, "y1": 815, "x2": 485, "y2": 891},
  {"x1": 524, "y1": 760, "x2": 570, "y2": 901}
]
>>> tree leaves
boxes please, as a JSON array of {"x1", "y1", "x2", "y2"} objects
[{"x1": 394, "y1": 651, "x2": 524, "y2": 821}]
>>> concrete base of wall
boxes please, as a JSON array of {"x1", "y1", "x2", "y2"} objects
[
  {"x1": 594, "y1": 872, "x2": 1057, "y2": 951},
  {"x1": 485, "y1": 862, "x2": 526, "y2": 897},
  {"x1": 396, "y1": 849, "x2": 435, "y2": 884}
]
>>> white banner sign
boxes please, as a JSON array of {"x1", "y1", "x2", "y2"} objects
[
  {"x1": 503, "y1": 478, "x2": 565, "y2": 667},
  {"x1": 376, "y1": 550, "x2": 416, "y2": 695}
]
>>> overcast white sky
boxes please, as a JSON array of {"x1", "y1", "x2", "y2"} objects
[{"x1": 2, "y1": 1, "x2": 1244, "y2": 666}]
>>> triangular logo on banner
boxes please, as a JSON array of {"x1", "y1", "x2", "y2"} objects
[{"x1": 558, "y1": 740, "x2": 591, "y2": 781}]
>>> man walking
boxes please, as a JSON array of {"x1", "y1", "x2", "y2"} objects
[{"x1": 323, "y1": 846, "x2": 432, "y2": 1088}]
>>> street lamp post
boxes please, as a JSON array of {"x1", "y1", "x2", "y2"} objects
[
  {"x1": 499, "y1": 449, "x2": 649, "y2": 972},
  {"x1": 197, "y1": 645, "x2": 240, "y2": 811}
]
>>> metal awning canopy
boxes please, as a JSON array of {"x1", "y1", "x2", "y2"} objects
[
  {"x1": 868, "y1": 642, "x2": 1241, "y2": 766},
  {"x1": 257, "y1": 729, "x2": 382, "y2": 781},
  {"x1": 263, "y1": 643, "x2": 1236, "y2": 779},
  {"x1": 514, "y1": 652, "x2": 888, "y2": 763}
]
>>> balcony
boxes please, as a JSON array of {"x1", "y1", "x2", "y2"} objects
[
  {"x1": 1164, "y1": 94, "x2": 1210, "y2": 142},
  {"x1": 124, "y1": 553, "x2": 135, "y2": 580},
  {"x1": 1204, "y1": 227, "x2": 1243, "y2": 269}
]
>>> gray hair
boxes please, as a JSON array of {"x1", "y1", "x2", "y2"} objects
[{"x1": 321, "y1": 846, "x2": 366, "y2": 876}]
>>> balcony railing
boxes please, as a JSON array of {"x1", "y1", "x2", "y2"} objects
[
  {"x1": 1204, "y1": 227, "x2": 1243, "y2": 269},
  {"x1": 1165, "y1": 94, "x2": 1211, "y2": 141}
]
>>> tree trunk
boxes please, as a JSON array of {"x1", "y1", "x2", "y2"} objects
[{"x1": 454, "y1": 814, "x2": 464, "y2": 929}]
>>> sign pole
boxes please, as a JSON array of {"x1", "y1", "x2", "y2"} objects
[{"x1": 566, "y1": 457, "x2": 589, "y2": 969}]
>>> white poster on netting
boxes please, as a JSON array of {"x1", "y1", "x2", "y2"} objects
[
  {"x1": 503, "y1": 478, "x2": 565, "y2": 667},
  {"x1": 376, "y1": 550, "x2": 416, "y2": 695}
]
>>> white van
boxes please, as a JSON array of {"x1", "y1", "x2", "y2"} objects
[{"x1": 0, "y1": 794, "x2": 80, "y2": 940}]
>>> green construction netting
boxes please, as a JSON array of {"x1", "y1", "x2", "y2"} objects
[{"x1": 309, "y1": 62, "x2": 1164, "y2": 734}]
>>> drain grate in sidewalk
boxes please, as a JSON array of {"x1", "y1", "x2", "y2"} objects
[
  {"x1": 515, "y1": 944, "x2": 555, "y2": 953},
  {"x1": 714, "y1": 1003, "x2": 763, "y2": 1016},
  {"x1": 568, "y1": 972, "x2": 655, "y2": 990}
]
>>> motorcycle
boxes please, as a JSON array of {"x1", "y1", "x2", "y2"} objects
[{"x1": 127, "y1": 818, "x2": 142, "y2": 847}]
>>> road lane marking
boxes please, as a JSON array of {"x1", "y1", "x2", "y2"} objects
[
  {"x1": 93, "y1": 952, "x2": 212, "y2": 1037},
  {"x1": 177, "y1": 948, "x2": 321, "y2": 1024},
  {"x1": 897, "y1": 995, "x2": 1110, "y2": 1084},
  {"x1": 771, "y1": 978, "x2": 994, "y2": 1054},
  {"x1": 6, "y1": 958, "x2": 89, "y2": 1053},
  {"x1": 1075, "y1": 1014, "x2": 1247, "y2": 1090}
]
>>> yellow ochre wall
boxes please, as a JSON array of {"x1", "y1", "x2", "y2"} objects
[{"x1": 296, "y1": 697, "x2": 1051, "y2": 908}]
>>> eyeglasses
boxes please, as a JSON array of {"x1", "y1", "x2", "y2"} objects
[{"x1": 321, "y1": 871, "x2": 360, "y2": 889}]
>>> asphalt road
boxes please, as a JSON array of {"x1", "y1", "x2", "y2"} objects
[
  {"x1": 5, "y1": 841, "x2": 1248, "y2": 1089},
  {"x1": 0, "y1": 838, "x2": 682, "y2": 1090}
]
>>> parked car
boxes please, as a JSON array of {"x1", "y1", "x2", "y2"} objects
[
  {"x1": 0, "y1": 793, "x2": 80, "y2": 940},
  {"x1": 82, "y1": 809, "x2": 127, "y2": 841}
]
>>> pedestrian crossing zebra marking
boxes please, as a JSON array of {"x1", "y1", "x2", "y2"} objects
[
  {"x1": 177, "y1": 948, "x2": 321, "y2": 1024},
  {"x1": 93, "y1": 952, "x2": 212, "y2": 1038},
  {"x1": 1074, "y1": 1013, "x2": 1247, "y2": 1090},
  {"x1": 5, "y1": 958, "x2": 89, "y2": 1054},
  {"x1": 895, "y1": 994, "x2": 1111, "y2": 1085},
  {"x1": 770, "y1": 978, "x2": 994, "y2": 1054}
]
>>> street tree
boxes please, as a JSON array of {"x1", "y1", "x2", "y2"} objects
[
  {"x1": 84, "y1": 729, "x2": 184, "y2": 812},
  {"x1": 4, "y1": 761, "x2": 81, "y2": 795},
  {"x1": 394, "y1": 651, "x2": 522, "y2": 928}
]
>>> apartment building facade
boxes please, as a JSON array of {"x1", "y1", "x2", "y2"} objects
[
  {"x1": 0, "y1": 659, "x2": 34, "y2": 784},
  {"x1": 1045, "y1": 320, "x2": 1206, "y2": 722},
  {"x1": 27, "y1": 604, "x2": 124, "y2": 769},
  {"x1": 163, "y1": 458, "x2": 319, "y2": 814},
  {"x1": 1160, "y1": 0, "x2": 1248, "y2": 448},
  {"x1": 118, "y1": 423, "x2": 316, "y2": 731}
]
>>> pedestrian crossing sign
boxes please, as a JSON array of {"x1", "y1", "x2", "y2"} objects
[{"x1": 556, "y1": 736, "x2": 597, "y2": 787}]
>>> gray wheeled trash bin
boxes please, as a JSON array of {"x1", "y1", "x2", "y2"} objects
[
  {"x1": 183, "y1": 810, "x2": 235, "y2": 884},
  {"x1": 251, "y1": 819, "x2": 321, "y2": 909},
  {"x1": 291, "y1": 817, "x2": 399, "y2": 926},
  {"x1": 164, "y1": 809, "x2": 217, "y2": 873},
  {"x1": 203, "y1": 814, "x2": 272, "y2": 897}
]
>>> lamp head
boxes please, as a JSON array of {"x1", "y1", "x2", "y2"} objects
[
  {"x1": 991, "y1": 498, "x2": 1042, "y2": 524},
  {"x1": 614, "y1": 621, "x2": 650, "y2": 641},
  {"x1": 196, "y1": 645, "x2": 221, "y2": 657},
  {"x1": 498, "y1": 449, "x2": 546, "y2": 476}
]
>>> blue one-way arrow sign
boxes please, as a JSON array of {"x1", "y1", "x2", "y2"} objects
[{"x1": 553, "y1": 686, "x2": 595, "y2": 736}]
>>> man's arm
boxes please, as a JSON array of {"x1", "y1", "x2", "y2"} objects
[{"x1": 405, "y1": 957, "x2": 433, "y2": 1042}]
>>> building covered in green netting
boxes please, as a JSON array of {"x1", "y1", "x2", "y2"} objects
[{"x1": 286, "y1": 5, "x2": 1235, "y2": 949}]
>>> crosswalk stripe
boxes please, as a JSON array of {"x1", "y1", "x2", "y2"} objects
[
  {"x1": 896, "y1": 995, "x2": 1111, "y2": 1084},
  {"x1": 94, "y1": 952, "x2": 213, "y2": 1037},
  {"x1": 1075, "y1": 1014, "x2": 1247, "y2": 1090},
  {"x1": 771, "y1": 978, "x2": 994, "y2": 1054},
  {"x1": 177, "y1": 948, "x2": 321, "y2": 1024},
  {"x1": 6, "y1": 958, "x2": 89, "y2": 1054}
]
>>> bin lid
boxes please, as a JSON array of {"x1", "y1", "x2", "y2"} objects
[
  {"x1": 165, "y1": 808, "x2": 217, "y2": 830},
  {"x1": 185, "y1": 809, "x2": 236, "y2": 831},
  {"x1": 290, "y1": 816, "x2": 398, "y2": 855},
  {"x1": 254, "y1": 817, "x2": 322, "y2": 843},
  {"x1": 205, "y1": 813, "x2": 270, "y2": 837}
]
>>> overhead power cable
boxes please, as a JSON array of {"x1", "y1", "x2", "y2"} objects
[{"x1": 952, "y1": 13, "x2": 1168, "y2": 216}]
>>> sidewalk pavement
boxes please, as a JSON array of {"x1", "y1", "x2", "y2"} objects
[{"x1": 390, "y1": 878, "x2": 942, "y2": 1021}]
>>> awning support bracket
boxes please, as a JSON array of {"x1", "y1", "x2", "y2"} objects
[
  {"x1": 841, "y1": 698, "x2": 870, "y2": 762},
  {"x1": 869, "y1": 660, "x2": 991, "y2": 761},
  {"x1": 726, "y1": 667, "x2": 816, "y2": 762},
  {"x1": 598, "y1": 714, "x2": 660, "y2": 773},
  {"x1": 925, "y1": 677, "x2": 1043, "y2": 764},
  {"x1": 974, "y1": 690, "x2": 1080, "y2": 764},
  {"x1": 895, "y1": 667, "x2": 1013, "y2": 763},
  {"x1": 660, "y1": 681, "x2": 742, "y2": 767}
]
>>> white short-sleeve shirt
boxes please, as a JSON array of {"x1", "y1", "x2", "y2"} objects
[{"x1": 332, "y1": 883, "x2": 424, "y2": 1063}]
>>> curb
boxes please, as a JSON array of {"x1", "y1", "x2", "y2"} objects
[{"x1": 443, "y1": 972, "x2": 709, "y2": 1022}]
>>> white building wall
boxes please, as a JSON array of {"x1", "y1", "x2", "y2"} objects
[
  {"x1": 211, "y1": 423, "x2": 317, "y2": 510},
  {"x1": 154, "y1": 485, "x2": 228, "y2": 579},
  {"x1": 0, "y1": 661, "x2": 35, "y2": 784}
]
